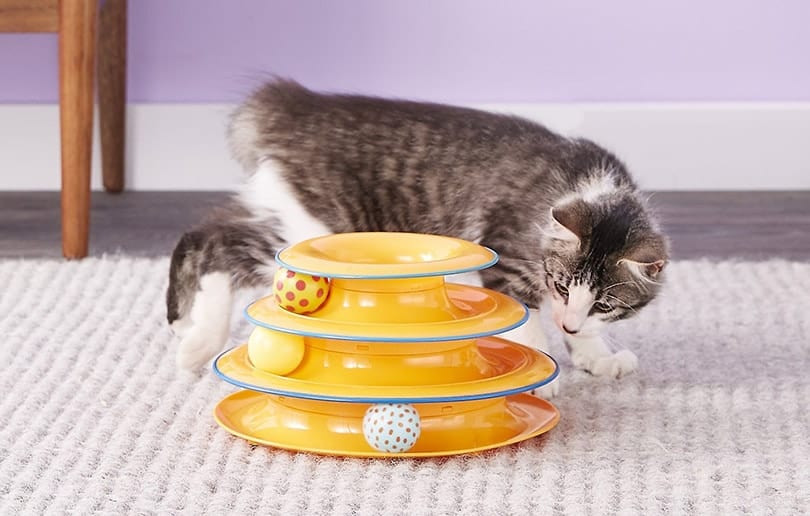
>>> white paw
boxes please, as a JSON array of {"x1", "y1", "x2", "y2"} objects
[
  {"x1": 570, "y1": 349, "x2": 592, "y2": 372},
  {"x1": 532, "y1": 378, "x2": 560, "y2": 399},
  {"x1": 589, "y1": 350, "x2": 639, "y2": 378},
  {"x1": 176, "y1": 326, "x2": 228, "y2": 370},
  {"x1": 170, "y1": 316, "x2": 193, "y2": 337},
  {"x1": 175, "y1": 272, "x2": 234, "y2": 371}
]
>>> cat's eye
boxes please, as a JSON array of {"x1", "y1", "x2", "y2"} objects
[
  {"x1": 554, "y1": 282, "x2": 569, "y2": 298},
  {"x1": 593, "y1": 301, "x2": 613, "y2": 313}
]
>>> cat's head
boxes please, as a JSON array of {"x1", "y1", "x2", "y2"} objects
[{"x1": 540, "y1": 188, "x2": 668, "y2": 337}]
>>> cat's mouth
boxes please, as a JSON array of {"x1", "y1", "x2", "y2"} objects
[
  {"x1": 559, "y1": 325, "x2": 598, "y2": 338},
  {"x1": 556, "y1": 321, "x2": 587, "y2": 335}
]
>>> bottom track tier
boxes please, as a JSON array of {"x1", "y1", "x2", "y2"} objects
[{"x1": 214, "y1": 390, "x2": 559, "y2": 457}]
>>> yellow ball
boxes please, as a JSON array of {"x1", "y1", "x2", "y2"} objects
[
  {"x1": 273, "y1": 268, "x2": 330, "y2": 314},
  {"x1": 247, "y1": 328, "x2": 306, "y2": 375}
]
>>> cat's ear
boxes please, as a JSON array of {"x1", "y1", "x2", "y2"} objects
[
  {"x1": 548, "y1": 201, "x2": 589, "y2": 246},
  {"x1": 621, "y1": 258, "x2": 666, "y2": 281},
  {"x1": 618, "y1": 235, "x2": 669, "y2": 281}
]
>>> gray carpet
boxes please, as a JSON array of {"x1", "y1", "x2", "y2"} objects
[{"x1": 1, "y1": 257, "x2": 808, "y2": 514}]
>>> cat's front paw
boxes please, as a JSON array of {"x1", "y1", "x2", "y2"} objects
[
  {"x1": 566, "y1": 332, "x2": 639, "y2": 379},
  {"x1": 586, "y1": 349, "x2": 639, "y2": 378},
  {"x1": 170, "y1": 315, "x2": 193, "y2": 337},
  {"x1": 176, "y1": 325, "x2": 228, "y2": 371}
]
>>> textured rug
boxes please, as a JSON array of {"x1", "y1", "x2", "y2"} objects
[{"x1": 0, "y1": 258, "x2": 808, "y2": 515}]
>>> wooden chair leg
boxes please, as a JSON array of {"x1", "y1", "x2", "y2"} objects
[
  {"x1": 98, "y1": 0, "x2": 126, "y2": 193},
  {"x1": 59, "y1": 0, "x2": 98, "y2": 259}
]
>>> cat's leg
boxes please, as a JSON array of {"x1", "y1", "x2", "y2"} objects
[
  {"x1": 499, "y1": 308, "x2": 549, "y2": 353},
  {"x1": 476, "y1": 254, "x2": 559, "y2": 397},
  {"x1": 500, "y1": 309, "x2": 559, "y2": 398},
  {"x1": 174, "y1": 269, "x2": 235, "y2": 371},
  {"x1": 447, "y1": 270, "x2": 484, "y2": 288},
  {"x1": 168, "y1": 156, "x2": 336, "y2": 370},
  {"x1": 522, "y1": 312, "x2": 559, "y2": 399},
  {"x1": 452, "y1": 269, "x2": 550, "y2": 353},
  {"x1": 564, "y1": 333, "x2": 638, "y2": 378},
  {"x1": 167, "y1": 219, "x2": 281, "y2": 370}
]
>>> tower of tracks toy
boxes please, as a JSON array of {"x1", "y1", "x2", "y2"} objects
[{"x1": 213, "y1": 232, "x2": 559, "y2": 457}]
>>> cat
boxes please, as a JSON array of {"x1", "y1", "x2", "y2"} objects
[{"x1": 167, "y1": 79, "x2": 668, "y2": 393}]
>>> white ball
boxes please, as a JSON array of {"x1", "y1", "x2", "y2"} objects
[{"x1": 362, "y1": 403, "x2": 421, "y2": 453}]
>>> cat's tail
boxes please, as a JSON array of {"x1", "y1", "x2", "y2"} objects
[
  {"x1": 166, "y1": 230, "x2": 202, "y2": 330},
  {"x1": 226, "y1": 78, "x2": 312, "y2": 172}
]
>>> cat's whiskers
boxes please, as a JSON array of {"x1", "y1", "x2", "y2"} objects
[{"x1": 601, "y1": 280, "x2": 636, "y2": 294}]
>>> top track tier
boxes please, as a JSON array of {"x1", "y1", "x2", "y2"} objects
[{"x1": 276, "y1": 232, "x2": 498, "y2": 279}]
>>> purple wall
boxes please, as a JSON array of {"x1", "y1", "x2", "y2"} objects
[{"x1": 1, "y1": 0, "x2": 809, "y2": 104}]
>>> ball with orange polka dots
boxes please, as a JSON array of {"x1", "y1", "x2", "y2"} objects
[
  {"x1": 273, "y1": 268, "x2": 330, "y2": 314},
  {"x1": 362, "y1": 403, "x2": 421, "y2": 453}
]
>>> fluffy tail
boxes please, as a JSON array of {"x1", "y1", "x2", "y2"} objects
[{"x1": 166, "y1": 230, "x2": 202, "y2": 328}]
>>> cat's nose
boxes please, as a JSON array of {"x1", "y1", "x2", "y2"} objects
[{"x1": 563, "y1": 324, "x2": 579, "y2": 335}]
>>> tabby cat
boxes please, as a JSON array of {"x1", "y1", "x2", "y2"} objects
[{"x1": 167, "y1": 80, "x2": 668, "y2": 394}]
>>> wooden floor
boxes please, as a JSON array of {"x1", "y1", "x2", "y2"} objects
[{"x1": 1, "y1": 191, "x2": 809, "y2": 260}]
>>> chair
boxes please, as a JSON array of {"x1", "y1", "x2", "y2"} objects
[{"x1": 0, "y1": 0, "x2": 127, "y2": 258}]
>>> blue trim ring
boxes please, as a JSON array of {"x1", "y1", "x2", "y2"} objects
[{"x1": 212, "y1": 348, "x2": 559, "y2": 404}]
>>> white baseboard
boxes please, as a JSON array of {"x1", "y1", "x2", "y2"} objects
[
  {"x1": 0, "y1": 104, "x2": 240, "y2": 191},
  {"x1": 1, "y1": 102, "x2": 808, "y2": 191}
]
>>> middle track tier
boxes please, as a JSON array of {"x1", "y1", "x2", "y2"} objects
[
  {"x1": 245, "y1": 278, "x2": 529, "y2": 342},
  {"x1": 214, "y1": 337, "x2": 558, "y2": 403}
]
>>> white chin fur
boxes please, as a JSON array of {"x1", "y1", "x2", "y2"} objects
[{"x1": 176, "y1": 272, "x2": 234, "y2": 370}]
